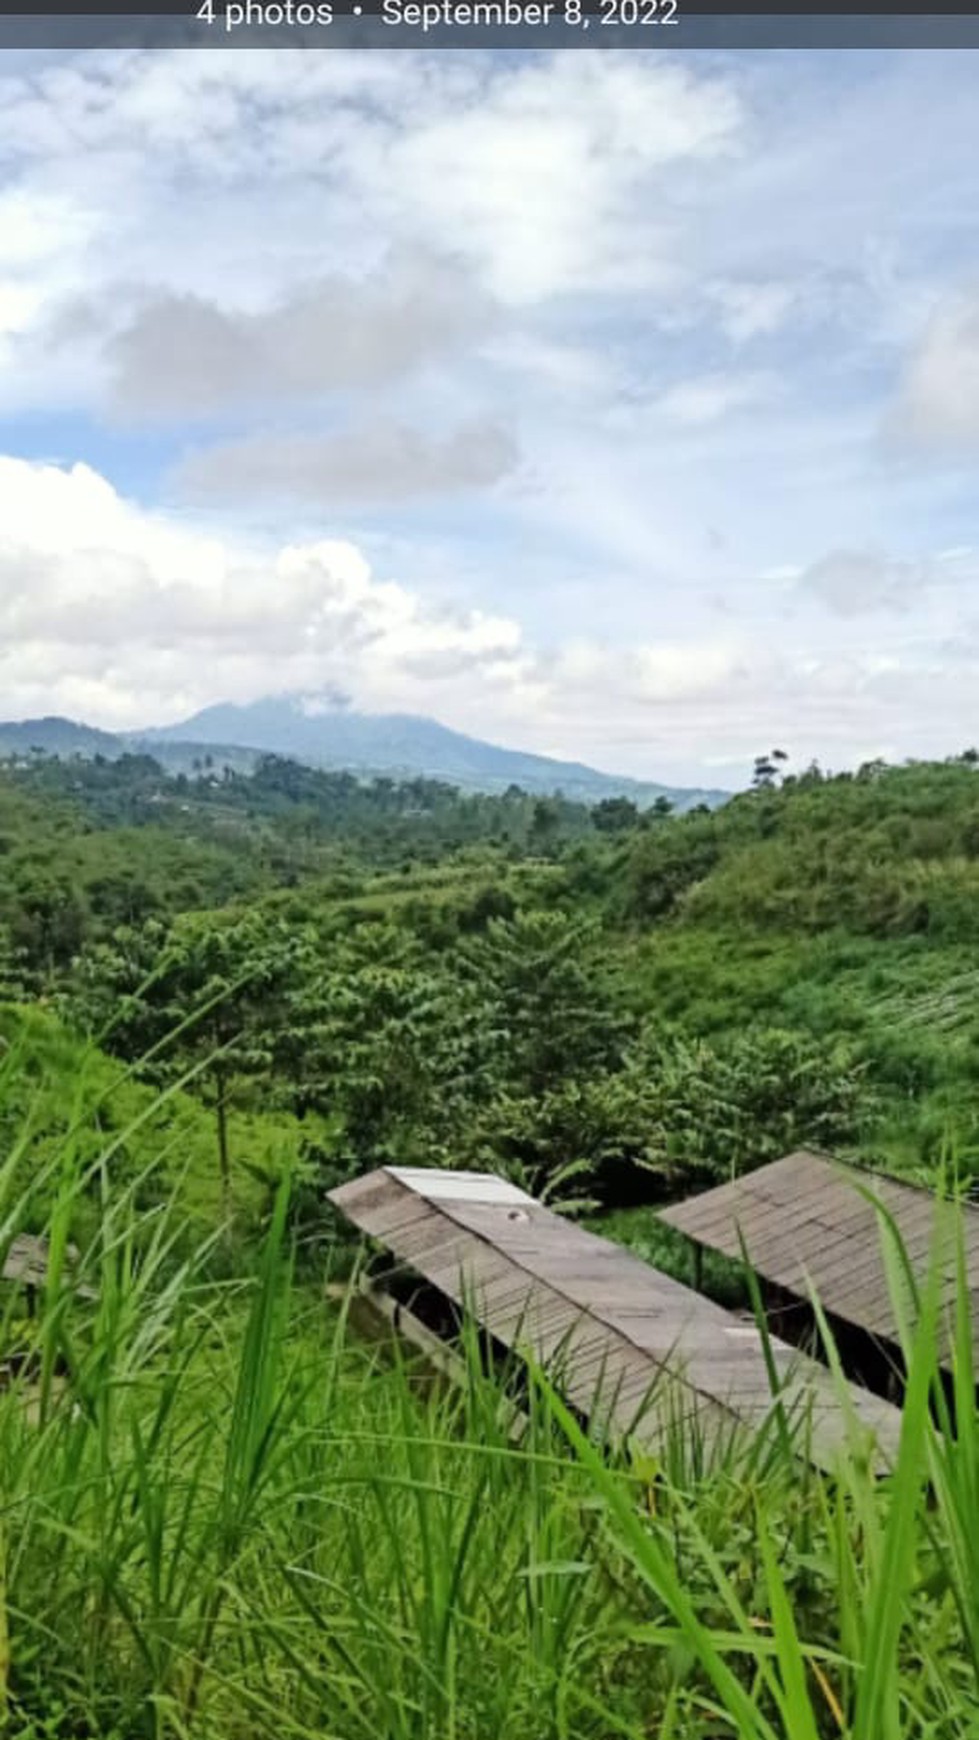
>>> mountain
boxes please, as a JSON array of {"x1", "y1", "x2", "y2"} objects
[
  {"x1": 139, "y1": 698, "x2": 729, "y2": 809},
  {"x1": 0, "y1": 702, "x2": 730, "y2": 810},
  {"x1": 0, "y1": 715, "x2": 122, "y2": 760}
]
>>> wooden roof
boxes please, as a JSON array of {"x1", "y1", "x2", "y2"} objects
[
  {"x1": 2, "y1": 1232, "x2": 96, "y2": 1298},
  {"x1": 329, "y1": 1165, "x2": 902, "y2": 1474},
  {"x1": 660, "y1": 1149, "x2": 979, "y2": 1371}
]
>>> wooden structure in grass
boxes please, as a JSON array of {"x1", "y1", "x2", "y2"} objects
[
  {"x1": 2, "y1": 1233, "x2": 97, "y2": 1307},
  {"x1": 328, "y1": 1165, "x2": 902, "y2": 1474},
  {"x1": 660, "y1": 1148, "x2": 979, "y2": 1395},
  {"x1": 0, "y1": 1233, "x2": 95, "y2": 1393}
]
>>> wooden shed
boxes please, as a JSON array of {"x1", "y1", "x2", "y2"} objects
[
  {"x1": 2, "y1": 1232, "x2": 96, "y2": 1301},
  {"x1": 0, "y1": 1232, "x2": 96, "y2": 1391},
  {"x1": 328, "y1": 1165, "x2": 902, "y2": 1474},
  {"x1": 659, "y1": 1149, "x2": 979, "y2": 1397}
]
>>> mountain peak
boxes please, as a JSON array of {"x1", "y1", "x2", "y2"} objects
[
  {"x1": 140, "y1": 696, "x2": 728, "y2": 807},
  {"x1": 0, "y1": 698, "x2": 730, "y2": 810}
]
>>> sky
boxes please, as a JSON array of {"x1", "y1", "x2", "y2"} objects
[{"x1": 1, "y1": 46, "x2": 978, "y2": 785}]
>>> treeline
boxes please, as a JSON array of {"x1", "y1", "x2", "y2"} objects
[
  {"x1": 576, "y1": 752, "x2": 979, "y2": 938},
  {"x1": 9, "y1": 744, "x2": 979, "y2": 1224},
  {"x1": 0, "y1": 773, "x2": 266, "y2": 984},
  {"x1": 5, "y1": 746, "x2": 620, "y2": 847},
  {"x1": 0, "y1": 748, "x2": 685, "y2": 988},
  {"x1": 584, "y1": 751, "x2": 979, "y2": 1182},
  {"x1": 55, "y1": 880, "x2": 866, "y2": 1244}
]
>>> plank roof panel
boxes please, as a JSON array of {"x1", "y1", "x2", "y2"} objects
[
  {"x1": 2, "y1": 1232, "x2": 96, "y2": 1298},
  {"x1": 329, "y1": 1164, "x2": 902, "y2": 1473},
  {"x1": 660, "y1": 1150, "x2": 979, "y2": 1371}
]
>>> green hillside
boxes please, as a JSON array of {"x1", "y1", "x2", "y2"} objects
[
  {"x1": 3, "y1": 746, "x2": 979, "y2": 1737},
  {"x1": 6, "y1": 747, "x2": 979, "y2": 1204},
  {"x1": 595, "y1": 753, "x2": 979, "y2": 1180},
  {"x1": 0, "y1": 1003, "x2": 298, "y2": 1240}
]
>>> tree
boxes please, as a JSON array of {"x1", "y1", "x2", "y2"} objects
[
  {"x1": 69, "y1": 913, "x2": 300, "y2": 1219},
  {"x1": 459, "y1": 911, "x2": 628, "y2": 1098},
  {"x1": 625, "y1": 816, "x2": 720, "y2": 922},
  {"x1": 456, "y1": 883, "x2": 517, "y2": 933},
  {"x1": 528, "y1": 798, "x2": 562, "y2": 857},
  {"x1": 0, "y1": 922, "x2": 29, "y2": 1001},
  {"x1": 592, "y1": 797, "x2": 639, "y2": 835},
  {"x1": 797, "y1": 760, "x2": 824, "y2": 786},
  {"x1": 271, "y1": 920, "x2": 489, "y2": 1168},
  {"x1": 465, "y1": 1071, "x2": 665, "y2": 1207},
  {"x1": 856, "y1": 758, "x2": 887, "y2": 783},
  {"x1": 633, "y1": 1026, "x2": 870, "y2": 1185},
  {"x1": 158, "y1": 918, "x2": 294, "y2": 1216},
  {"x1": 8, "y1": 866, "x2": 88, "y2": 979},
  {"x1": 752, "y1": 748, "x2": 789, "y2": 791}
]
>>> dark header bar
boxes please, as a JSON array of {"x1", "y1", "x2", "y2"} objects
[
  {"x1": 0, "y1": 2, "x2": 977, "y2": 47},
  {"x1": 9, "y1": 0, "x2": 979, "y2": 13}
]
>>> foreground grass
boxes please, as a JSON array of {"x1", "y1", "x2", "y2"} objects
[
  {"x1": 0, "y1": 1003, "x2": 302, "y2": 1238},
  {"x1": 1, "y1": 1057, "x2": 978, "y2": 1735}
]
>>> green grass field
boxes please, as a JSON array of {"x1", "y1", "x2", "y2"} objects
[{"x1": 1, "y1": 1048, "x2": 978, "y2": 1740}]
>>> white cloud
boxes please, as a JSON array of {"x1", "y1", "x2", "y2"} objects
[
  {"x1": 633, "y1": 642, "x2": 743, "y2": 698},
  {"x1": 0, "y1": 453, "x2": 750, "y2": 766},
  {"x1": 376, "y1": 57, "x2": 744, "y2": 305},
  {"x1": 0, "y1": 50, "x2": 745, "y2": 413},
  {"x1": 0, "y1": 279, "x2": 41, "y2": 336},
  {"x1": 797, "y1": 548, "x2": 927, "y2": 616},
  {"x1": 1, "y1": 53, "x2": 979, "y2": 782},
  {"x1": 0, "y1": 455, "x2": 527, "y2": 722},
  {"x1": 5, "y1": 450, "x2": 977, "y2": 785},
  {"x1": 175, "y1": 418, "x2": 519, "y2": 505},
  {"x1": 891, "y1": 291, "x2": 979, "y2": 446},
  {"x1": 655, "y1": 372, "x2": 773, "y2": 426},
  {"x1": 542, "y1": 637, "x2": 744, "y2": 706},
  {"x1": 709, "y1": 279, "x2": 796, "y2": 342}
]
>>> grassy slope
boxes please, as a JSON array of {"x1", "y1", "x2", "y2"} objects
[
  {"x1": 617, "y1": 926, "x2": 979, "y2": 1179},
  {"x1": 597, "y1": 765, "x2": 979, "y2": 1182},
  {"x1": 0, "y1": 1004, "x2": 301, "y2": 1239},
  {"x1": 1, "y1": 1083, "x2": 978, "y2": 1740},
  {"x1": 3, "y1": 763, "x2": 979, "y2": 1734}
]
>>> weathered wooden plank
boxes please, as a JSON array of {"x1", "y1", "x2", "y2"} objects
[
  {"x1": 660, "y1": 1151, "x2": 979, "y2": 1375},
  {"x1": 2, "y1": 1233, "x2": 96, "y2": 1299},
  {"x1": 328, "y1": 1165, "x2": 904, "y2": 1472},
  {"x1": 329, "y1": 1171, "x2": 411, "y2": 1224}
]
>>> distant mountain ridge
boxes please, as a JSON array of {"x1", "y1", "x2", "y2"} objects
[
  {"x1": 0, "y1": 716, "x2": 122, "y2": 759},
  {"x1": 0, "y1": 699, "x2": 731, "y2": 810}
]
